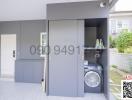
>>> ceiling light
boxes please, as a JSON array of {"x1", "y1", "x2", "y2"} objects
[{"x1": 100, "y1": 2, "x2": 106, "y2": 8}]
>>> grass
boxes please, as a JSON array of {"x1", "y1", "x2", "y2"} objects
[
  {"x1": 110, "y1": 69, "x2": 122, "y2": 94},
  {"x1": 110, "y1": 67, "x2": 125, "y2": 100},
  {"x1": 110, "y1": 68, "x2": 123, "y2": 85},
  {"x1": 124, "y1": 46, "x2": 132, "y2": 54}
]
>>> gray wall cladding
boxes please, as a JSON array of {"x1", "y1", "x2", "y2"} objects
[
  {"x1": 48, "y1": 20, "x2": 84, "y2": 97},
  {"x1": 15, "y1": 59, "x2": 44, "y2": 83},
  {"x1": 19, "y1": 20, "x2": 45, "y2": 59},
  {"x1": 0, "y1": 20, "x2": 46, "y2": 83},
  {"x1": 0, "y1": 24, "x2": 1, "y2": 76},
  {"x1": 47, "y1": 1, "x2": 109, "y2": 20}
]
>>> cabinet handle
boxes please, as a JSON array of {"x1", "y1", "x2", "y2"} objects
[{"x1": 13, "y1": 50, "x2": 15, "y2": 58}]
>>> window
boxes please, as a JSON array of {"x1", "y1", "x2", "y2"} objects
[
  {"x1": 110, "y1": 19, "x2": 116, "y2": 34},
  {"x1": 117, "y1": 21, "x2": 122, "y2": 28},
  {"x1": 40, "y1": 32, "x2": 47, "y2": 57}
]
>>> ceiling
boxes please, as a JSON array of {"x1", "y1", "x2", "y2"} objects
[
  {"x1": 0, "y1": 0, "x2": 46, "y2": 21},
  {"x1": 46, "y1": 0, "x2": 102, "y2": 4},
  {"x1": 0, "y1": 0, "x2": 111, "y2": 21}
]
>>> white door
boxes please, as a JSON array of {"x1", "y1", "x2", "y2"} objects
[{"x1": 1, "y1": 34, "x2": 16, "y2": 78}]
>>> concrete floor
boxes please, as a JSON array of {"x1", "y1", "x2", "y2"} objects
[{"x1": 0, "y1": 78, "x2": 106, "y2": 100}]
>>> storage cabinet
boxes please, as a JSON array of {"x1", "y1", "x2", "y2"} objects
[
  {"x1": 15, "y1": 59, "x2": 44, "y2": 83},
  {"x1": 48, "y1": 18, "x2": 108, "y2": 98},
  {"x1": 84, "y1": 18, "x2": 108, "y2": 95},
  {"x1": 48, "y1": 20, "x2": 84, "y2": 97},
  {"x1": 47, "y1": 1, "x2": 109, "y2": 99}
]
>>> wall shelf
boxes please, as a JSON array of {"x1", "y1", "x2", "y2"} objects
[
  {"x1": 84, "y1": 18, "x2": 108, "y2": 94},
  {"x1": 84, "y1": 47, "x2": 107, "y2": 50}
]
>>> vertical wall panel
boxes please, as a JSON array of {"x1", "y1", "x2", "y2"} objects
[
  {"x1": 15, "y1": 20, "x2": 45, "y2": 83},
  {"x1": 0, "y1": 20, "x2": 46, "y2": 83},
  {"x1": 49, "y1": 20, "x2": 84, "y2": 97},
  {"x1": 98, "y1": 19, "x2": 108, "y2": 99},
  {"x1": 77, "y1": 20, "x2": 84, "y2": 96},
  {"x1": 20, "y1": 20, "x2": 45, "y2": 60}
]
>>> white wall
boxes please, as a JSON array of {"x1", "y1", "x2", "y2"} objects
[{"x1": 109, "y1": 16, "x2": 132, "y2": 34}]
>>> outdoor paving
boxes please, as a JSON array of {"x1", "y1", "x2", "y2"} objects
[{"x1": 0, "y1": 79, "x2": 106, "y2": 100}]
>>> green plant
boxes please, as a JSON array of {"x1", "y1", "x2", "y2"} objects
[
  {"x1": 109, "y1": 35, "x2": 116, "y2": 48},
  {"x1": 112, "y1": 65, "x2": 118, "y2": 68},
  {"x1": 116, "y1": 32, "x2": 132, "y2": 53}
]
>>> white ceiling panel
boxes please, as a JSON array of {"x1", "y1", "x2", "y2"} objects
[
  {"x1": 0, "y1": 0, "x2": 46, "y2": 21},
  {"x1": 0, "y1": 0, "x2": 104, "y2": 21}
]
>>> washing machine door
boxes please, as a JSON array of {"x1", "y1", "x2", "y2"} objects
[{"x1": 85, "y1": 71, "x2": 101, "y2": 88}]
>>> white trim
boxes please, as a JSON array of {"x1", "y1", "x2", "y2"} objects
[{"x1": 40, "y1": 32, "x2": 47, "y2": 57}]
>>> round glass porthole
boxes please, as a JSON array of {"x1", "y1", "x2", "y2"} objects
[{"x1": 84, "y1": 71, "x2": 101, "y2": 88}]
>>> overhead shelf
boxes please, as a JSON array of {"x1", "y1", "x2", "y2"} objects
[{"x1": 84, "y1": 47, "x2": 107, "y2": 50}]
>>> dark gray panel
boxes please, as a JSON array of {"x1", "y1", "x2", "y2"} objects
[
  {"x1": 97, "y1": 19, "x2": 108, "y2": 47},
  {"x1": 85, "y1": 27, "x2": 96, "y2": 47},
  {"x1": 0, "y1": 22, "x2": 20, "y2": 34},
  {"x1": 102, "y1": 50, "x2": 109, "y2": 99},
  {"x1": 98, "y1": 19, "x2": 109, "y2": 99},
  {"x1": 47, "y1": 2, "x2": 109, "y2": 20},
  {"x1": 49, "y1": 20, "x2": 80, "y2": 97}
]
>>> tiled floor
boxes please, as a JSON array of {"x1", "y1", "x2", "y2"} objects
[{"x1": 0, "y1": 78, "x2": 106, "y2": 100}]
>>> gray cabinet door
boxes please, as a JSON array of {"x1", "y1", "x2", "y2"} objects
[
  {"x1": 15, "y1": 60, "x2": 44, "y2": 83},
  {"x1": 48, "y1": 20, "x2": 84, "y2": 97}
]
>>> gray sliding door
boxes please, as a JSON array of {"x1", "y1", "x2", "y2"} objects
[{"x1": 48, "y1": 20, "x2": 84, "y2": 97}]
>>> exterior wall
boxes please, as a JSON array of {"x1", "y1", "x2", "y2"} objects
[
  {"x1": 109, "y1": 15, "x2": 132, "y2": 35},
  {"x1": 47, "y1": 1, "x2": 109, "y2": 98},
  {"x1": 0, "y1": 21, "x2": 20, "y2": 78},
  {"x1": 47, "y1": 1, "x2": 109, "y2": 20},
  {"x1": 18, "y1": 20, "x2": 45, "y2": 59},
  {"x1": 0, "y1": 20, "x2": 46, "y2": 83}
]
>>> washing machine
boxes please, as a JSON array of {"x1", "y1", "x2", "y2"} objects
[{"x1": 84, "y1": 63, "x2": 103, "y2": 93}]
